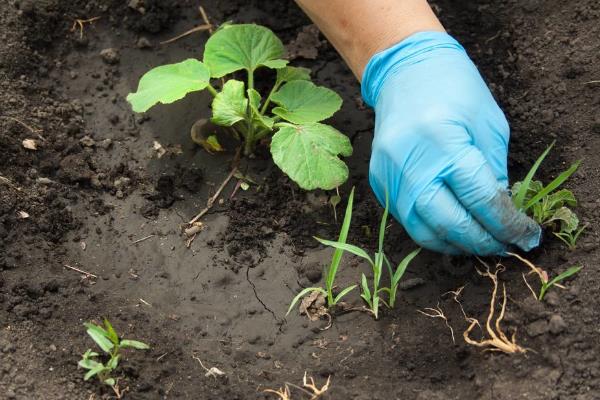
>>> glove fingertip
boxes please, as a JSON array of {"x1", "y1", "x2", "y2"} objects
[{"x1": 514, "y1": 222, "x2": 542, "y2": 252}]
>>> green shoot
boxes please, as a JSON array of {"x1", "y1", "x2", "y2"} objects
[
  {"x1": 511, "y1": 141, "x2": 582, "y2": 248},
  {"x1": 286, "y1": 188, "x2": 357, "y2": 316},
  {"x1": 79, "y1": 319, "x2": 149, "y2": 392},
  {"x1": 314, "y1": 192, "x2": 420, "y2": 319},
  {"x1": 127, "y1": 24, "x2": 352, "y2": 191},
  {"x1": 553, "y1": 223, "x2": 588, "y2": 251},
  {"x1": 538, "y1": 265, "x2": 582, "y2": 300}
]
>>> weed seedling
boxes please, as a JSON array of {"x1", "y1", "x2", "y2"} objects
[
  {"x1": 314, "y1": 192, "x2": 420, "y2": 319},
  {"x1": 509, "y1": 252, "x2": 583, "y2": 301},
  {"x1": 511, "y1": 141, "x2": 582, "y2": 247},
  {"x1": 128, "y1": 24, "x2": 352, "y2": 191},
  {"x1": 553, "y1": 223, "x2": 588, "y2": 251},
  {"x1": 287, "y1": 188, "x2": 358, "y2": 316},
  {"x1": 79, "y1": 319, "x2": 149, "y2": 396}
]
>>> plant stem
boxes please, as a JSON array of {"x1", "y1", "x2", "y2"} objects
[
  {"x1": 206, "y1": 84, "x2": 218, "y2": 97},
  {"x1": 260, "y1": 81, "x2": 282, "y2": 115}
]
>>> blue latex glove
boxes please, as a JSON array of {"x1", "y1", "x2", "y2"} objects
[{"x1": 362, "y1": 31, "x2": 541, "y2": 255}]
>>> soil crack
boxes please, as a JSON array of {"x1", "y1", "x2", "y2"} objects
[{"x1": 246, "y1": 267, "x2": 283, "y2": 328}]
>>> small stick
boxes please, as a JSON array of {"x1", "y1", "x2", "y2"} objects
[
  {"x1": 70, "y1": 16, "x2": 101, "y2": 39},
  {"x1": 132, "y1": 234, "x2": 155, "y2": 244},
  {"x1": 1, "y1": 116, "x2": 45, "y2": 141},
  {"x1": 160, "y1": 24, "x2": 212, "y2": 45},
  {"x1": 198, "y1": 6, "x2": 214, "y2": 35},
  {"x1": 188, "y1": 167, "x2": 237, "y2": 224},
  {"x1": 64, "y1": 264, "x2": 98, "y2": 278},
  {"x1": 156, "y1": 352, "x2": 169, "y2": 361},
  {"x1": 584, "y1": 80, "x2": 600, "y2": 85},
  {"x1": 139, "y1": 298, "x2": 152, "y2": 306}
]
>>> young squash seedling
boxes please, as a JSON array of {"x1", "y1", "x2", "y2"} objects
[
  {"x1": 79, "y1": 319, "x2": 149, "y2": 397},
  {"x1": 315, "y1": 192, "x2": 420, "y2": 319},
  {"x1": 127, "y1": 23, "x2": 352, "y2": 191},
  {"x1": 511, "y1": 141, "x2": 582, "y2": 248},
  {"x1": 287, "y1": 188, "x2": 358, "y2": 317}
]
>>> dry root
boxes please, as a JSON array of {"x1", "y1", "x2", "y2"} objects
[
  {"x1": 417, "y1": 303, "x2": 455, "y2": 344},
  {"x1": 463, "y1": 261, "x2": 526, "y2": 354},
  {"x1": 263, "y1": 372, "x2": 331, "y2": 400}
]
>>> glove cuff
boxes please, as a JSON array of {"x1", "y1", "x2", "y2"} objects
[{"x1": 361, "y1": 31, "x2": 465, "y2": 107}]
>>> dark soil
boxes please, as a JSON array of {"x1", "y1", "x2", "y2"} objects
[{"x1": 1, "y1": 0, "x2": 599, "y2": 399}]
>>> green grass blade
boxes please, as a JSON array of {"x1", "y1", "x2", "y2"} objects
[
  {"x1": 286, "y1": 287, "x2": 325, "y2": 316},
  {"x1": 378, "y1": 190, "x2": 390, "y2": 254},
  {"x1": 525, "y1": 160, "x2": 581, "y2": 210},
  {"x1": 315, "y1": 237, "x2": 373, "y2": 265},
  {"x1": 546, "y1": 265, "x2": 582, "y2": 288},
  {"x1": 326, "y1": 188, "x2": 355, "y2": 294},
  {"x1": 514, "y1": 141, "x2": 555, "y2": 210},
  {"x1": 391, "y1": 248, "x2": 421, "y2": 288},
  {"x1": 120, "y1": 340, "x2": 150, "y2": 350},
  {"x1": 333, "y1": 285, "x2": 357, "y2": 304},
  {"x1": 360, "y1": 273, "x2": 371, "y2": 305}
]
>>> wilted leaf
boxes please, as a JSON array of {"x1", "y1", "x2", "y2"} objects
[
  {"x1": 203, "y1": 24, "x2": 286, "y2": 78},
  {"x1": 271, "y1": 80, "x2": 342, "y2": 124},
  {"x1": 127, "y1": 59, "x2": 210, "y2": 113},
  {"x1": 271, "y1": 123, "x2": 352, "y2": 190},
  {"x1": 211, "y1": 80, "x2": 247, "y2": 126}
]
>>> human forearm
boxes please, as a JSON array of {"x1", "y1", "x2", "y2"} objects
[{"x1": 295, "y1": 0, "x2": 444, "y2": 80}]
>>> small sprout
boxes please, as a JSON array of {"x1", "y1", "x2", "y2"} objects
[
  {"x1": 329, "y1": 192, "x2": 341, "y2": 222},
  {"x1": 287, "y1": 188, "x2": 357, "y2": 317},
  {"x1": 128, "y1": 24, "x2": 351, "y2": 191},
  {"x1": 509, "y1": 252, "x2": 583, "y2": 301},
  {"x1": 79, "y1": 319, "x2": 149, "y2": 397},
  {"x1": 511, "y1": 141, "x2": 582, "y2": 248},
  {"x1": 553, "y1": 223, "x2": 588, "y2": 250},
  {"x1": 313, "y1": 191, "x2": 420, "y2": 319}
]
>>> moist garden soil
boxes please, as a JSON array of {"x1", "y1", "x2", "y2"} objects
[{"x1": 1, "y1": 0, "x2": 599, "y2": 399}]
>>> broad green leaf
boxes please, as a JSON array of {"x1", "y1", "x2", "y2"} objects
[
  {"x1": 525, "y1": 160, "x2": 581, "y2": 210},
  {"x1": 271, "y1": 81, "x2": 342, "y2": 124},
  {"x1": 247, "y1": 88, "x2": 274, "y2": 130},
  {"x1": 333, "y1": 285, "x2": 357, "y2": 304},
  {"x1": 315, "y1": 237, "x2": 373, "y2": 265},
  {"x1": 106, "y1": 355, "x2": 120, "y2": 370},
  {"x1": 127, "y1": 59, "x2": 210, "y2": 113},
  {"x1": 84, "y1": 364, "x2": 106, "y2": 381},
  {"x1": 276, "y1": 66, "x2": 311, "y2": 85},
  {"x1": 286, "y1": 287, "x2": 326, "y2": 316},
  {"x1": 325, "y1": 188, "x2": 354, "y2": 302},
  {"x1": 120, "y1": 339, "x2": 150, "y2": 350},
  {"x1": 78, "y1": 358, "x2": 101, "y2": 370},
  {"x1": 211, "y1": 80, "x2": 247, "y2": 126},
  {"x1": 271, "y1": 123, "x2": 352, "y2": 190},
  {"x1": 547, "y1": 207, "x2": 579, "y2": 233},
  {"x1": 84, "y1": 323, "x2": 114, "y2": 353},
  {"x1": 513, "y1": 141, "x2": 555, "y2": 210},
  {"x1": 546, "y1": 189, "x2": 576, "y2": 210},
  {"x1": 103, "y1": 319, "x2": 119, "y2": 345},
  {"x1": 203, "y1": 24, "x2": 285, "y2": 78}
]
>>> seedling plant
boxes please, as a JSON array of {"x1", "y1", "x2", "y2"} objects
[
  {"x1": 317, "y1": 192, "x2": 420, "y2": 318},
  {"x1": 127, "y1": 23, "x2": 352, "y2": 191},
  {"x1": 286, "y1": 188, "x2": 358, "y2": 316},
  {"x1": 287, "y1": 189, "x2": 420, "y2": 320},
  {"x1": 512, "y1": 141, "x2": 583, "y2": 248},
  {"x1": 79, "y1": 319, "x2": 149, "y2": 396}
]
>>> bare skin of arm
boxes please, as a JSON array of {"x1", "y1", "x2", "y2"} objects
[{"x1": 295, "y1": 0, "x2": 445, "y2": 80}]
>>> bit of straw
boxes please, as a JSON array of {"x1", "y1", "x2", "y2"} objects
[
  {"x1": 70, "y1": 17, "x2": 101, "y2": 39},
  {"x1": 160, "y1": 6, "x2": 213, "y2": 44}
]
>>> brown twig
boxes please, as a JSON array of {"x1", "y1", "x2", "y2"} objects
[
  {"x1": 188, "y1": 167, "x2": 237, "y2": 224},
  {"x1": 160, "y1": 24, "x2": 212, "y2": 45},
  {"x1": 131, "y1": 234, "x2": 155, "y2": 244},
  {"x1": 64, "y1": 264, "x2": 98, "y2": 279},
  {"x1": 70, "y1": 17, "x2": 101, "y2": 39}
]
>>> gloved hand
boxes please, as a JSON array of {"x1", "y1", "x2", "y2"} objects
[{"x1": 362, "y1": 31, "x2": 541, "y2": 255}]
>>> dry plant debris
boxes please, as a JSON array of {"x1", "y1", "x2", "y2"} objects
[
  {"x1": 70, "y1": 17, "x2": 101, "y2": 39},
  {"x1": 417, "y1": 303, "x2": 455, "y2": 344},
  {"x1": 463, "y1": 261, "x2": 526, "y2": 354},
  {"x1": 263, "y1": 372, "x2": 331, "y2": 400}
]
